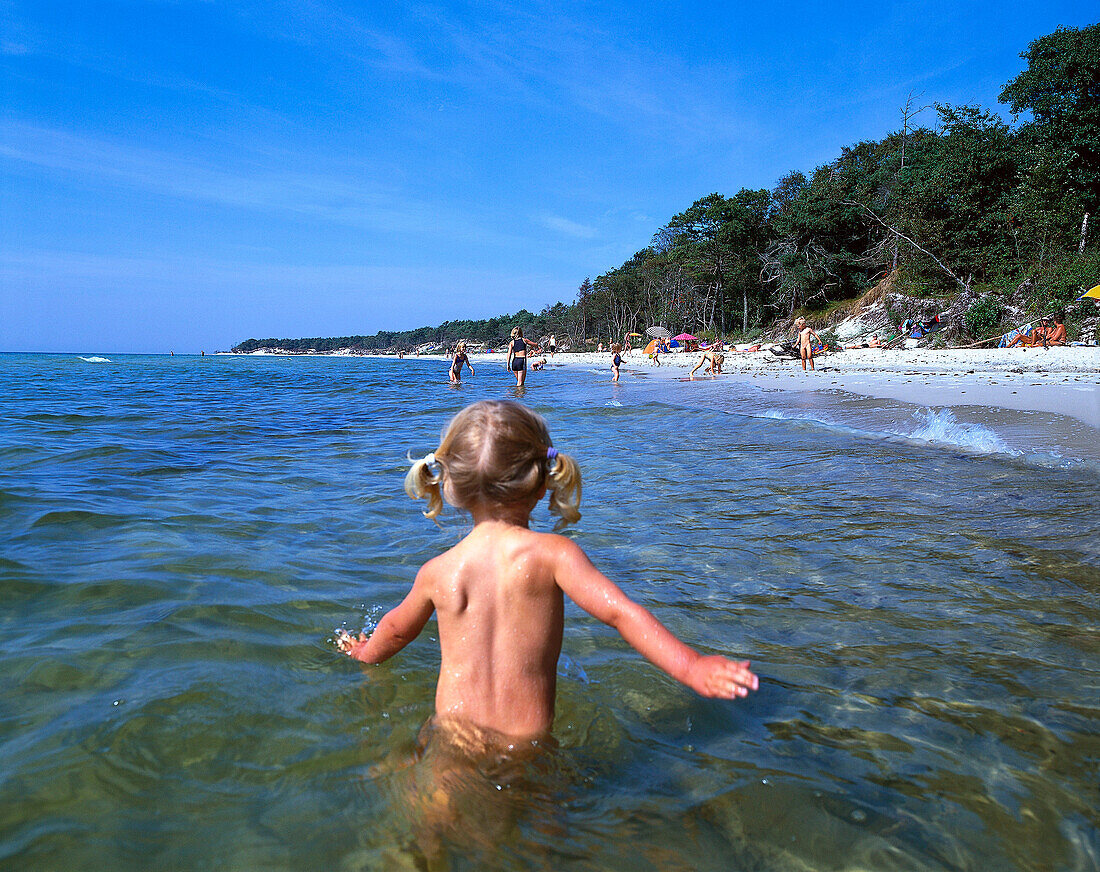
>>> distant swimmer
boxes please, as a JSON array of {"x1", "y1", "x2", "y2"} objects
[{"x1": 449, "y1": 342, "x2": 474, "y2": 383}]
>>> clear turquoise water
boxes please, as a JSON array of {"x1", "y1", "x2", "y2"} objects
[{"x1": 1, "y1": 353, "x2": 1097, "y2": 870}]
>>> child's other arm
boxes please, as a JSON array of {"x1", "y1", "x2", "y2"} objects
[
  {"x1": 553, "y1": 539, "x2": 757, "y2": 700},
  {"x1": 337, "y1": 570, "x2": 435, "y2": 664}
]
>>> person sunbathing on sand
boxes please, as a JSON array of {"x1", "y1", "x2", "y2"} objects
[
  {"x1": 1008, "y1": 319, "x2": 1052, "y2": 348},
  {"x1": 846, "y1": 333, "x2": 882, "y2": 349},
  {"x1": 1043, "y1": 314, "x2": 1067, "y2": 347}
]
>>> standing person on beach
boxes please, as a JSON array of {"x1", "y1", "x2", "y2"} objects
[
  {"x1": 548, "y1": 334, "x2": 557, "y2": 357},
  {"x1": 449, "y1": 342, "x2": 474, "y2": 384},
  {"x1": 611, "y1": 343, "x2": 623, "y2": 382},
  {"x1": 507, "y1": 327, "x2": 536, "y2": 386},
  {"x1": 337, "y1": 398, "x2": 757, "y2": 745},
  {"x1": 794, "y1": 317, "x2": 821, "y2": 372}
]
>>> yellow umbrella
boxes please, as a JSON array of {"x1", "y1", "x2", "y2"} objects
[{"x1": 1081, "y1": 284, "x2": 1100, "y2": 300}]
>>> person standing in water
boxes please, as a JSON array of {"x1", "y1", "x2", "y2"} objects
[
  {"x1": 794, "y1": 317, "x2": 821, "y2": 372},
  {"x1": 449, "y1": 342, "x2": 474, "y2": 383},
  {"x1": 610, "y1": 343, "x2": 622, "y2": 382},
  {"x1": 336, "y1": 400, "x2": 758, "y2": 744},
  {"x1": 507, "y1": 327, "x2": 536, "y2": 387}
]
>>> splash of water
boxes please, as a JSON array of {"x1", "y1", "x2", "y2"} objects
[{"x1": 903, "y1": 408, "x2": 1016, "y2": 456}]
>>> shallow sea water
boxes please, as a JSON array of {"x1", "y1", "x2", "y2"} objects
[{"x1": 1, "y1": 353, "x2": 1097, "y2": 871}]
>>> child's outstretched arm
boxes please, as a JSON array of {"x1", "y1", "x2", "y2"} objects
[
  {"x1": 337, "y1": 569, "x2": 435, "y2": 664},
  {"x1": 553, "y1": 539, "x2": 758, "y2": 700}
]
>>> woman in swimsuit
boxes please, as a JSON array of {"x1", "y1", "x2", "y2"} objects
[
  {"x1": 450, "y1": 342, "x2": 474, "y2": 383},
  {"x1": 611, "y1": 343, "x2": 622, "y2": 382},
  {"x1": 507, "y1": 327, "x2": 535, "y2": 386}
]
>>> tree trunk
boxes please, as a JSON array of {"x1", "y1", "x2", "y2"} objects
[{"x1": 1080, "y1": 212, "x2": 1090, "y2": 254}]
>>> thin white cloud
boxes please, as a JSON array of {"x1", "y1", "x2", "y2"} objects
[
  {"x1": 539, "y1": 214, "x2": 598, "y2": 239},
  {"x1": 0, "y1": 248, "x2": 565, "y2": 298},
  {"x1": 0, "y1": 121, "x2": 523, "y2": 247}
]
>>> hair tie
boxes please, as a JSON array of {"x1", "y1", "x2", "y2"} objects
[
  {"x1": 423, "y1": 451, "x2": 442, "y2": 477},
  {"x1": 546, "y1": 447, "x2": 558, "y2": 459}
]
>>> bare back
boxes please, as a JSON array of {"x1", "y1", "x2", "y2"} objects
[
  {"x1": 421, "y1": 522, "x2": 565, "y2": 738},
  {"x1": 338, "y1": 516, "x2": 758, "y2": 743}
]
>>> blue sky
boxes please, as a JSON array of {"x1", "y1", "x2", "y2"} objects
[{"x1": 2, "y1": 1, "x2": 1096, "y2": 353}]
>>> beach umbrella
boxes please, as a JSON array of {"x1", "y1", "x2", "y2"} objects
[
  {"x1": 1081, "y1": 284, "x2": 1100, "y2": 301},
  {"x1": 626, "y1": 332, "x2": 643, "y2": 338},
  {"x1": 646, "y1": 326, "x2": 671, "y2": 338},
  {"x1": 672, "y1": 333, "x2": 698, "y2": 341}
]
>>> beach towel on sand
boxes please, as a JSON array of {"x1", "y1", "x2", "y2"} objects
[{"x1": 998, "y1": 324, "x2": 1033, "y2": 348}]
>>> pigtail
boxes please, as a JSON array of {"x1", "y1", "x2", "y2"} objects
[
  {"x1": 546, "y1": 451, "x2": 582, "y2": 530},
  {"x1": 404, "y1": 451, "x2": 445, "y2": 521}
]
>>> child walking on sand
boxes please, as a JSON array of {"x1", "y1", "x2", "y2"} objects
[
  {"x1": 794, "y1": 317, "x2": 821, "y2": 372},
  {"x1": 337, "y1": 400, "x2": 757, "y2": 743}
]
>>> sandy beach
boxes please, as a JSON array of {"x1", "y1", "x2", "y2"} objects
[{"x1": 409, "y1": 345, "x2": 1100, "y2": 429}]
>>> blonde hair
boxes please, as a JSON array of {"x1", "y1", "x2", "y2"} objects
[
  {"x1": 404, "y1": 401, "x2": 581, "y2": 529},
  {"x1": 455, "y1": 341, "x2": 466, "y2": 352},
  {"x1": 511, "y1": 326, "x2": 523, "y2": 338}
]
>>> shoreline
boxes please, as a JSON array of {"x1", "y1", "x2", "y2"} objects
[
  {"x1": 230, "y1": 346, "x2": 1100, "y2": 430},
  {"x1": 405, "y1": 346, "x2": 1100, "y2": 430}
]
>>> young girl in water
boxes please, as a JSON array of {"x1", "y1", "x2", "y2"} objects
[
  {"x1": 449, "y1": 341, "x2": 473, "y2": 383},
  {"x1": 337, "y1": 400, "x2": 758, "y2": 744}
]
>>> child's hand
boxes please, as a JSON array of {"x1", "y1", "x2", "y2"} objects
[
  {"x1": 685, "y1": 656, "x2": 758, "y2": 700},
  {"x1": 336, "y1": 630, "x2": 368, "y2": 660}
]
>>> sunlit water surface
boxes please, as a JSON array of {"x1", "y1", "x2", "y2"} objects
[{"x1": 1, "y1": 353, "x2": 1097, "y2": 871}]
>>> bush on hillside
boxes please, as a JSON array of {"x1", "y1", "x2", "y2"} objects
[{"x1": 963, "y1": 297, "x2": 1004, "y2": 338}]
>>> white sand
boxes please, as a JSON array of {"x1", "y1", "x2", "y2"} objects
[{"x1": 427, "y1": 345, "x2": 1100, "y2": 429}]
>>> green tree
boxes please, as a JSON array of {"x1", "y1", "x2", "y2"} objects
[{"x1": 1000, "y1": 23, "x2": 1100, "y2": 248}]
